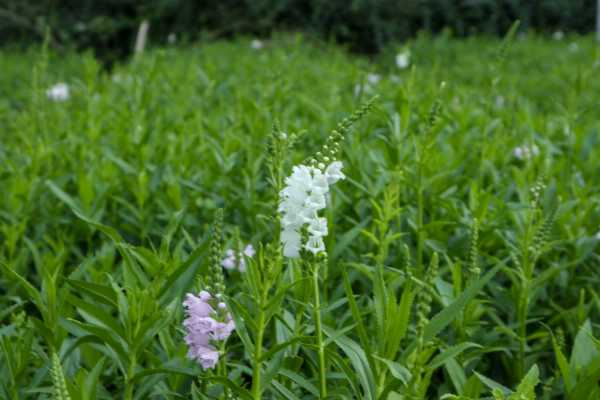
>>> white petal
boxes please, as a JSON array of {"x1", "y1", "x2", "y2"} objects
[
  {"x1": 310, "y1": 169, "x2": 329, "y2": 194},
  {"x1": 281, "y1": 229, "x2": 301, "y2": 258},
  {"x1": 325, "y1": 161, "x2": 345, "y2": 185},
  {"x1": 307, "y1": 217, "x2": 328, "y2": 238}
]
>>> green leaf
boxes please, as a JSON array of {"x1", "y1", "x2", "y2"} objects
[
  {"x1": 373, "y1": 355, "x2": 412, "y2": 386},
  {"x1": 384, "y1": 285, "x2": 414, "y2": 359},
  {"x1": 66, "y1": 293, "x2": 125, "y2": 339},
  {"x1": 428, "y1": 342, "x2": 481, "y2": 371},
  {"x1": 278, "y1": 368, "x2": 319, "y2": 397},
  {"x1": 552, "y1": 333, "x2": 574, "y2": 392},
  {"x1": 82, "y1": 358, "x2": 106, "y2": 400},
  {"x1": 512, "y1": 364, "x2": 539, "y2": 398},
  {"x1": 571, "y1": 319, "x2": 599, "y2": 372},
  {"x1": 0, "y1": 262, "x2": 45, "y2": 315},
  {"x1": 130, "y1": 365, "x2": 198, "y2": 384},
  {"x1": 342, "y1": 267, "x2": 376, "y2": 372},
  {"x1": 271, "y1": 380, "x2": 302, "y2": 400},
  {"x1": 66, "y1": 279, "x2": 117, "y2": 307},
  {"x1": 323, "y1": 326, "x2": 376, "y2": 400},
  {"x1": 46, "y1": 180, "x2": 82, "y2": 213},
  {"x1": 474, "y1": 371, "x2": 512, "y2": 395},
  {"x1": 72, "y1": 209, "x2": 149, "y2": 287},
  {"x1": 259, "y1": 337, "x2": 309, "y2": 362},
  {"x1": 158, "y1": 245, "x2": 204, "y2": 302},
  {"x1": 568, "y1": 356, "x2": 600, "y2": 400},
  {"x1": 444, "y1": 357, "x2": 467, "y2": 395},
  {"x1": 424, "y1": 263, "x2": 501, "y2": 342}
]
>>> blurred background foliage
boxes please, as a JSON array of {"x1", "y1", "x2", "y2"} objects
[{"x1": 0, "y1": 0, "x2": 597, "y2": 64}]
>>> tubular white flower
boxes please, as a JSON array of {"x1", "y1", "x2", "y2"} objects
[
  {"x1": 325, "y1": 161, "x2": 345, "y2": 184},
  {"x1": 307, "y1": 217, "x2": 328, "y2": 238},
  {"x1": 304, "y1": 235, "x2": 325, "y2": 254},
  {"x1": 311, "y1": 169, "x2": 329, "y2": 195},
  {"x1": 305, "y1": 191, "x2": 327, "y2": 211},
  {"x1": 282, "y1": 228, "x2": 302, "y2": 258}
]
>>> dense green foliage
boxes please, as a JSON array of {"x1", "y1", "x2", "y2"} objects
[
  {"x1": 1, "y1": 0, "x2": 597, "y2": 60},
  {"x1": 1, "y1": 34, "x2": 600, "y2": 399}
]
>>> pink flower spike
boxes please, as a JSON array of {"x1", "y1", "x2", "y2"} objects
[{"x1": 182, "y1": 289, "x2": 236, "y2": 370}]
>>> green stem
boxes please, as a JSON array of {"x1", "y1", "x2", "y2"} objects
[
  {"x1": 313, "y1": 261, "x2": 327, "y2": 398},
  {"x1": 251, "y1": 295, "x2": 266, "y2": 400},
  {"x1": 416, "y1": 163, "x2": 425, "y2": 275},
  {"x1": 517, "y1": 214, "x2": 534, "y2": 379},
  {"x1": 124, "y1": 356, "x2": 136, "y2": 400},
  {"x1": 218, "y1": 341, "x2": 228, "y2": 399}
]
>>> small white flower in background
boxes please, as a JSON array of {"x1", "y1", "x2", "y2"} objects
[
  {"x1": 354, "y1": 83, "x2": 363, "y2": 97},
  {"x1": 552, "y1": 31, "x2": 564, "y2": 40},
  {"x1": 595, "y1": 231, "x2": 600, "y2": 240},
  {"x1": 367, "y1": 73, "x2": 381, "y2": 85},
  {"x1": 278, "y1": 161, "x2": 345, "y2": 258},
  {"x1": 46, "y1": 83, "x2": 69, "y2": 101},
  {"x1": 355, "y1": 74, "x2": 380, "y2": 97},
  {"x1": 221, "y1": 244, "x2": 255, "y2": 272},
  {"x1": 396, "y1": 51, "x2": 410, "y2": 69},
  {"x1": 513, "y1": 144, "x2": 540, "y2": 161},
  {"x1": 251, "y1": 39, "x2": 264, "y2": 50},
  {"x1": 167, "y1": 33, "x2": 177, "y2": 44}
]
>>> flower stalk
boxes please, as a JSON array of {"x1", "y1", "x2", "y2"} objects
[
  {"x1": 251, "y1": 290, "x2": 266, "y2": 400},
  {"x1": 312, "y1": 257, "x2": 327, "y2": 398}
]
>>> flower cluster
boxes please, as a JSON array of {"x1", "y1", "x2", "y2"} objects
[
  {"x1": 183, "y1": 290, "x2": 235, "y2": 369},
  {"x1": 221, "y1": 244, "x2": 255, "y2": 272},
  {"x1": 46, "y1": 83, "x2": 70, "y2": 101},
  {"x1": 513, "y1": 144, "x2": 539, "y2": 161},
  {"x1": 278, "y1": 161, "x2": 345, "y2": 258}
]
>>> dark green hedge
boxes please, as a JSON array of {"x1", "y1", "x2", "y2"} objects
[{"x1": 0, "y1": 0, "x2": 596, "y2": 59}]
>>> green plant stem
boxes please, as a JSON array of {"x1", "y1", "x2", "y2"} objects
[
  {"x1": 218, "y1": 341, "x2": 228, "y2": 399},
  {"x1": 313, "y1": 261, "x2": 327, "y2": 398},
  {"x1": 416, "y1": 162, "x2": 425, "y2": 275},
  {"x1": 124, "y1": 355, "x2": 136, "y2": 400},
  {"x1": 251, "y1": 294, "x2": 266, "y2": 400},
  {"x1": 517, "y1": 216, "x2": 534, "y2": 379}
]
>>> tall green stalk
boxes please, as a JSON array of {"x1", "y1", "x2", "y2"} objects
[
  {"x1": 312, "y1": 260, "x2": 327, "y2": 398},
  {"x1": 251, "y1": 292, "x2": 266, "y2": 400}
]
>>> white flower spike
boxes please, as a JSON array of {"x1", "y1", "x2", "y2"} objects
[{"x1": 279, "y1": 161, "x2": 345, "y2": 258}]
